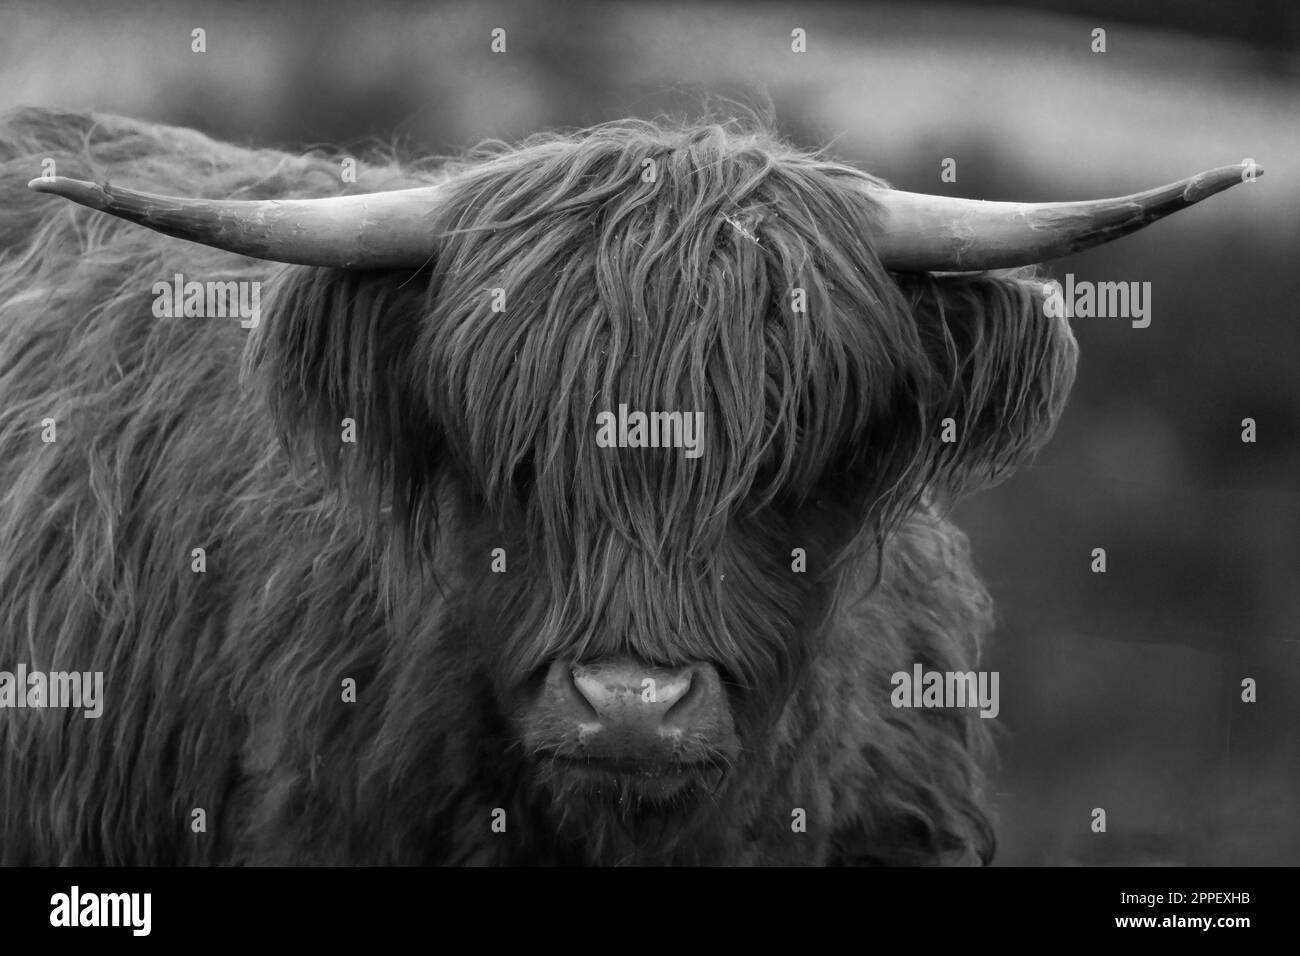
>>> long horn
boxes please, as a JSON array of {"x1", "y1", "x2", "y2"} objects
[
  {"x1": 29, "y1": 163, "x2": 1260, "y2": 271},
  {"x1": 866, "y1": 163, "x2": 1261, "y2": 272},
  {"x1": 26, "y1": 176, "x2": 449, "y2": 269}
]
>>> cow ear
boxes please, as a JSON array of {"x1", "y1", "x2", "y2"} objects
[
  {"x1": 900, "y1": 270, "x2": 1078, "y2": 498},
  {"x1": 243, "y1": 265, "x2": 442, "y2": 540}
]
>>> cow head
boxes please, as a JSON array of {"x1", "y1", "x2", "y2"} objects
[{"x1": 29, "y1": 121, "x2": 1256, "y2": 863}]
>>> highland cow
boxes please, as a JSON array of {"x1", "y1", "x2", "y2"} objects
[{"x1": 0, "y1": 107, "x2": 1253, "y2": 865}]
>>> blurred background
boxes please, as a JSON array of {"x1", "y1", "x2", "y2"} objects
[{"x1": 1, "y1": 0, "x2": 1296, "y2": 864}]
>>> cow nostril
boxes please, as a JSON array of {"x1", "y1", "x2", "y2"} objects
[
  {"x1": 566, "y1": 666, "x2": 601, "y2": 721},
  {"x1": 661, "y1": 669, "x2": 702, "y2": 724},
  {"x1": 649, "y1": 668, "x2": 692, "y2": 710}
]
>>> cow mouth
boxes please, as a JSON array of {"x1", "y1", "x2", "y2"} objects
[{"x1": 541, "y1": 753, "x2": 726, "y2": 802}]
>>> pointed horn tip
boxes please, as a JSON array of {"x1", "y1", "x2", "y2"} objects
[
  {"x1": 26, "y1": 176, "x2": 112, "y2": 209},
  {"x1": 1184, "y1": 163, "x2": 1264, "y2": 203}
]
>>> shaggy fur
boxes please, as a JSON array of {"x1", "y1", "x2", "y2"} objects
[{"x1": 0, "y1": 107, "x2": 1076, "y2": 865}]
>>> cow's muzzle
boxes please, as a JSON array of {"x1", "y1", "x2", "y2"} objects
[{"x1": 525, "y1": 655, "x2": 738, "y2": 796}]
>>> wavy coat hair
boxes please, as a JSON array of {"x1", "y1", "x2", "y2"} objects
[{"x1": 0, "y1": 108, "x2": 1075, "y2": 864}]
